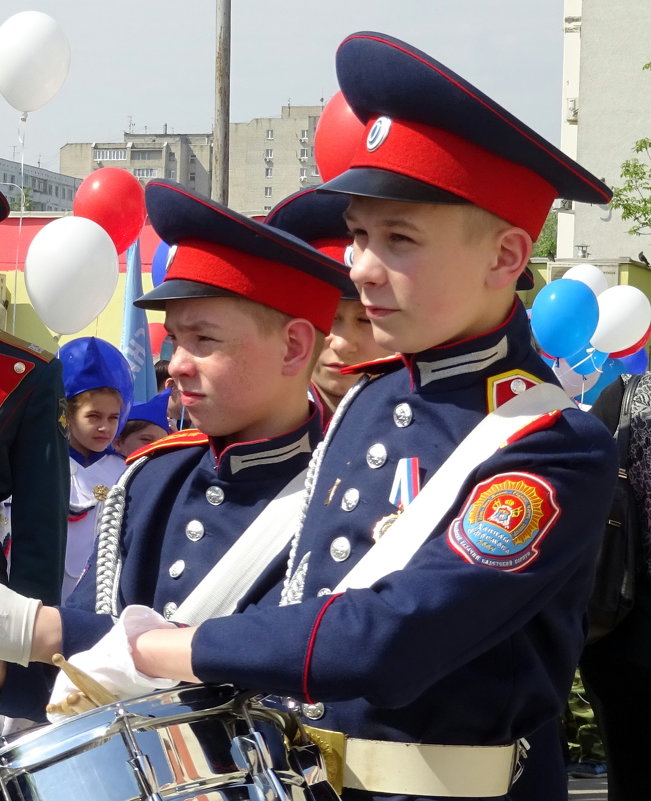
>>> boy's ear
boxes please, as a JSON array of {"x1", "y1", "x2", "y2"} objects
[
  {"x1": 486, "y1": 226, "x2": 533, "y2": 291},
  {"x1": 282, "y1": 319, "x2": 316, "y2": 376}
]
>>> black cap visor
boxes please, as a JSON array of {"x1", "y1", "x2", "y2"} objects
[
  {"x1": 134, "y1": 279, "x2": 240, "y2": 311},
  {"x1": 319, "y1": 167, "x2": 471, "y2": 205}
]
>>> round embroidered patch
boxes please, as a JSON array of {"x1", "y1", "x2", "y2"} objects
[{"x1": 448, "y1": 472, "x2": 560, "y2": 571}]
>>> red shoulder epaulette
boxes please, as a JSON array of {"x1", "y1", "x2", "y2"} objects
[
  {"x1": 340, "y1": 353, "x2": 404, "y2": 376},
  {"x1": 0, "y1": 330, "x2": 55, "y2": 363},
  {"x1": 126, "y1": 428, "x2": 209, "y2": 464}
]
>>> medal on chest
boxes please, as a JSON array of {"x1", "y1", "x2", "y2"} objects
[{"x1": 372, "y1": 457, "x2": 421, "y2": 541}]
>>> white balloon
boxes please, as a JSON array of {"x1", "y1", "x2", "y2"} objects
[
  {"x1": 25, "y1": 217, "x2": 118, "y2": 335},
  {"x1": 552, "y1": 358, "x2": 601, "y2": 399},
  {"x1": 590, "y1": 284, "x2": 651, "y2": 354},
  {"x1": 563, "y1": 263, "x2": 609, "y2": 296},
  {"x1": 0, "y1": 12, "x2": 71, "y2": 112}
]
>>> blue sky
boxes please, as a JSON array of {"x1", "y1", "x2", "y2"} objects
[{"x1": 0, "y1": 0, "x2": 565, "y2": 172}]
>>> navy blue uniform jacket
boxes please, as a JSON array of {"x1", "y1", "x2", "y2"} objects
[
  {"x1": 0, "y1": 409, "x2": 323, "y2": 720},
  {"x1": 186, "y1": 302, "x2": 618, "y2": 801}
]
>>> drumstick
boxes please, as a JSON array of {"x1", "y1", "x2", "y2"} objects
[
  {"x1": 51, "y1": 653, "x2": 118, "y2": 707},
  {"x1": 46, "y1": 691, "x2": 96, "y2": 717}
]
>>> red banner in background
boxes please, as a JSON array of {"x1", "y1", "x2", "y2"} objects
[{"x1": 0, "y1": 216, "x2": 162, "y2": 273}]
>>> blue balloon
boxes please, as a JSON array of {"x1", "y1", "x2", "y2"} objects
[
  {"x1": 581, "y1": 358, "x2": 625, "y2": 405},
  {"x1": 619, "y1": 347, "x2": 649, "y2": 374},
  {"x1": 566, "y1": 345, "x2": 608, "y2": 376},
  {"x1": 530, "y1": 279, "x2": 599, "y2": 358},
  {"x1": 151, "y1": 240, "x2": 170, "y2": 288}
]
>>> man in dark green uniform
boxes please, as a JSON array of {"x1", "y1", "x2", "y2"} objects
[{"x1": 0, "y1": 191, "x2": 69, "y2": 607}]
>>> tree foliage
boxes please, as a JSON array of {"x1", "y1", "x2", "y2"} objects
[
  {"x1": 532, "y1": 210, "x2": 558, "y2": 258},
  {"x1": 610, "y1": 62, "x2": 651, "y2": 236}
]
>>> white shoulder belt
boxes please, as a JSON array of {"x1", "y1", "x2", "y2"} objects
[{"x1": 334, "y1": 382, "x2": 574, "y2": 592}]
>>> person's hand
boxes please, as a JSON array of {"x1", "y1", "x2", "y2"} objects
[{"x1": 0, "y1": 584, "x2": 41, "y2": 666}]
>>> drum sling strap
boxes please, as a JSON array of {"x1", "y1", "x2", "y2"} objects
[
  {"x1": 95, "y1": 461, "x2": 307, "y2": 620},
  {"x1": 306, "y1": 382, "x2": 574, "y2": 798},
  {"x1": 170, "y1": 468, "x2": 308, "y2": 625}
]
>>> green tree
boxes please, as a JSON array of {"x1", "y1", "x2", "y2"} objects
[
  {"x1": 8, "y1": 187, "x2": 33, "y2": 212},
  {"x1": 610, "y1": 62, "x2": 651, "y2": 236},
  {"x1": 532, "y1": 209, "x2": 558, "y2": 259}
]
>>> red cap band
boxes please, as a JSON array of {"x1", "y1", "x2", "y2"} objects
[
  {"x1": 352, "y1": 117, "x2": 558, "y2": 239},
  {"x1": 165, "y1": 239, "x2": 341, "y2": 332}
]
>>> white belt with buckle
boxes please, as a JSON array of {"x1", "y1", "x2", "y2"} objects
[
  {"x1": 344, "y1": 738, "x2": 518, "y2": 797},
  {"x1": 302, "y1": 725, "x2": 519, "y2": 798}
]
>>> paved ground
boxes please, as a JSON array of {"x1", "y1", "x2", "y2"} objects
[{"x1": 568, "y1": 775, "x2": 608, "y2": 800}]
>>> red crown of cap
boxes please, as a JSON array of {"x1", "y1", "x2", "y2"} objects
[
  {"x1": 352, "y1": 116, "x2": 558, "y2": 239},
  {"x1": 165, "y1": 238, "x2": 341, "y2": 333}
]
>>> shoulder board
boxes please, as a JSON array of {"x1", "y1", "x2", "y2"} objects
[
  {"x1": 486, "y1": 370, "x2": 545, "y2": 413},
  {"x1": 126, "y1": 428, "x2": 209, "y2": 464},
  {"x1": 0, "y1": 330, "x2": 55, "y2": 363},
  {"x1": 340, "y1": 353, "x2": 404, "y2": 376}
]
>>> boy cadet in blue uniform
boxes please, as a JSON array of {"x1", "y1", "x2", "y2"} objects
[
  {"x1": 0, "y1": 180, "x2": 350, "y2": 721},
  {"x1": 0, "y1": 191, "x2": 69, "y2": 607},
  {"x1": 70, "y1": 34, "x2": 619, "y2": 800}
]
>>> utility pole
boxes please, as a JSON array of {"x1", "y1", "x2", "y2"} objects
[{"x1": 212, "y1": 0, "x2": 231, "y2": 203}]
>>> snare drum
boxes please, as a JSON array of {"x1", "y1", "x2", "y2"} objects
[{"x1": 0, "y1": 684, "x2": 338, "y2": 801}]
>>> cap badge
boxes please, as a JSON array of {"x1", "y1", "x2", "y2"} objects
[
  {"x1": 165, "y1": 244, "x2": 178, "y2": 270},
  {"x1": 344, "y1": 244, "x2": 354, "y2": 267},
  {"x1": 367, "y1": 116, "x2": 392, "y2": 152}
]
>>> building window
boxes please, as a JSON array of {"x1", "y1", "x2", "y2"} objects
[
  {"x1": 264, "y1": 186, "x2": 272, "y2": 198},
  {"x1": 167, "y1": 169, "x2": 176, "y2": 180},
  {"x1": 299, "y1": 148, "x2": 309, "y2": 160},
  {"x1": 133, "y1": 167, "x2": 158, "y2": 178},
  {"x1": 266, "y1": 129, "x2": 274, "y2": 140},
  {"x1": 189, "y1": 172, "x2": 196, "y2": 183},
  {"x1": 94, "y1": 148, "x2": 126, "y2": 161},
  {"x1": 300, "y1": 129, "x2": 309, "y2": 142},
  {"x1": 264, "y1": 148, "x2": 273, "y2": 160},
  {"x1": 300, "y1": 167, "x2": 307, "y2": 179},
  {"x1": 265, "y1": 167, "x2": 273, "y2": 178},
  {"x1": 131, "y1": 149, "x2": 162, "y2": 160},
  {"x1": 189, "y1": 154, "x2": 196, "y2": 164},
  {"x1": 311, "y1": 166, "x2": 320, "y2": 177},
  {"x1": 264, "y1": 205, "x2": 272, "y2": 211}
]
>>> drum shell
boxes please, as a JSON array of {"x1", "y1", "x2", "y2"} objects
[{"x1": 0, "y1": 684, "x2": 310, "y2": 801}]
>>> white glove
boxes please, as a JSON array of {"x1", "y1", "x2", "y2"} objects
[
  {"x1": 0, "y1": 584, "x2": 41, "y2": 667},
  {"x1": 48, "y1": 605, "x2": 179, "y2": 723}
]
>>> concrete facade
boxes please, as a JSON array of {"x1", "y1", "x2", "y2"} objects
[
  {"x1": 0, "y1": 158, "x2": 80, "y2": 212},
  {"x1": 558, "y1": 0, "x2": 651, "y2": 262},
  {"x1": 60, "y1": 129, "x2": 213, "y2": 198},
  {"x1": 59, "y1": 104, "x2": 324, "y2": 216}
]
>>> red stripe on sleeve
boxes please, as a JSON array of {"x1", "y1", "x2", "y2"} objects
[{"x1": 302, "y1": 593, "x2": 343, "y2": 703}]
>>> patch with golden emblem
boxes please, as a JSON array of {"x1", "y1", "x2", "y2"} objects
[
  {"x1": 486, "y1": 370, "x2": 541, "y2": 413},
  {"x1": 447, "y1": 471, "x2": 560, "y2": 571},
  {"x1": 58, "y1": 397, "x2": 69, "y2": 439}
]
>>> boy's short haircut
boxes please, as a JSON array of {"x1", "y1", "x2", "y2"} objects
[
  {"x1": 115, "y1": 419, "x2": 158, "y2": 441},
  {"x1": 460, "y1": 205, "x2": 508, "y2": 245}
]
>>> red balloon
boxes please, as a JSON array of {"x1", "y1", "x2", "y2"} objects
[
  {"x1": 73, "y1": 167, "x2": 146, "y2": 254},
  {"x1": 314, "y1": 91, "x2": 366, "y2": 182},
  {"x1": 609, "y1": 322, "x2": 651, "y2": 358},
  {"x1": 148, "y1": 322, "x2": 168, "y2": 358}
]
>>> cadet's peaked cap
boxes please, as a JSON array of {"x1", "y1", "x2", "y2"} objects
[
  {"x1": 0, "y1": 192, "x2": 9, "y2": 223},
  {"x1": 135, "y1": 180, "x2": 351, "y2": 332},
  {"x1": 265, "y1": 188, "x2": 359, "y2": 300},
  {"x1": 319, "y1": 32, "x2": 612, "y2": 242}
]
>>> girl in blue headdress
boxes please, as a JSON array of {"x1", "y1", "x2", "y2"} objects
[{"x1": 58, "y1": 337, "x2": 134, "y2": 602}]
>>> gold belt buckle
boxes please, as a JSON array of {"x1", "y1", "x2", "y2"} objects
[{"x1": 302, "y1": 724, "x2": 347, "y2": 794}]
